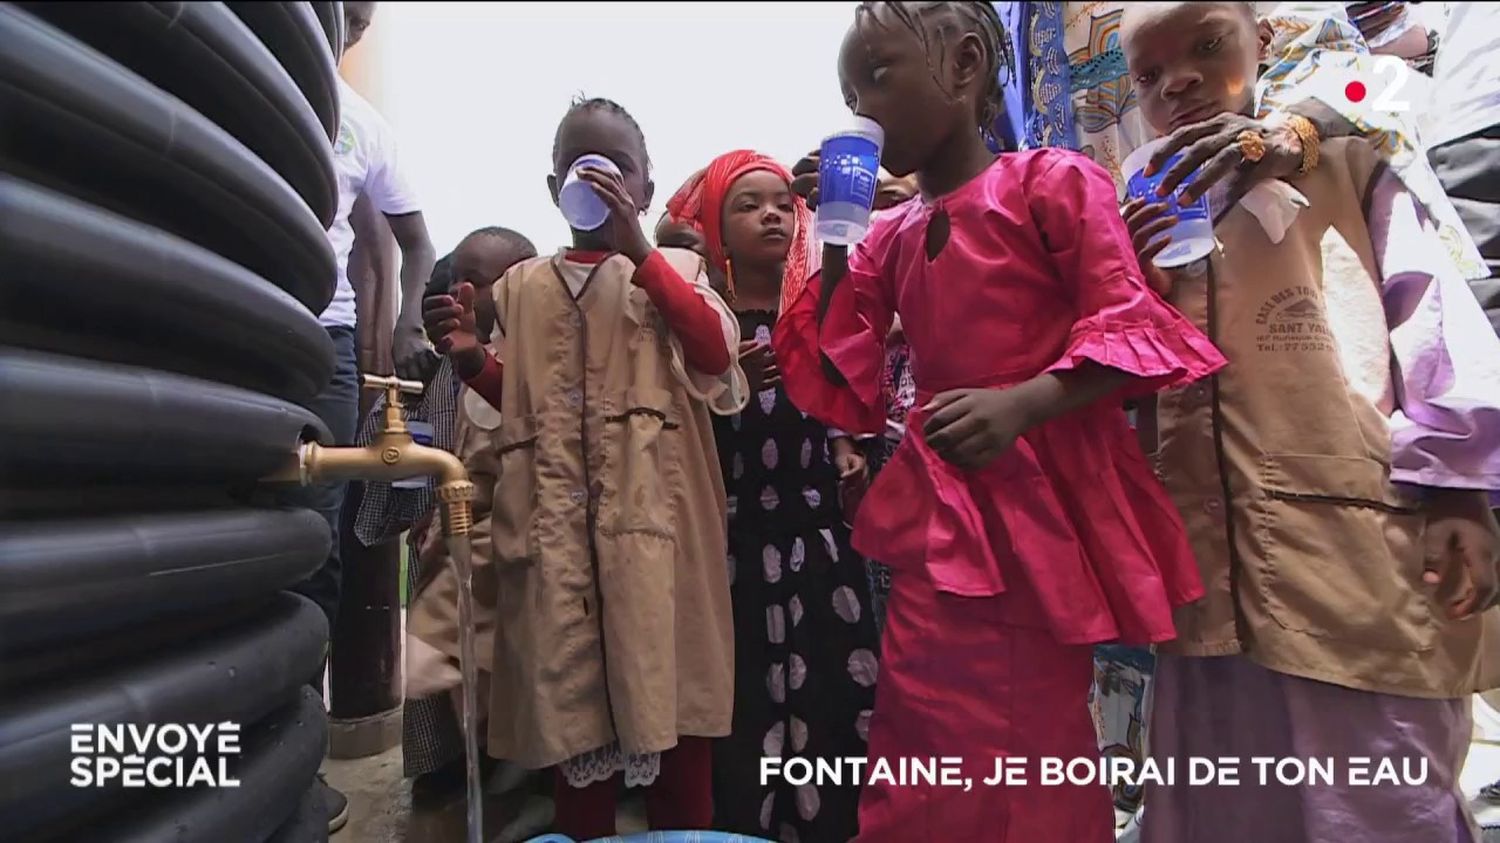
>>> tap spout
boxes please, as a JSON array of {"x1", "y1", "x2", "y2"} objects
[{"x1": 261, "y1": 375, "x2": 475, "y2": 536}]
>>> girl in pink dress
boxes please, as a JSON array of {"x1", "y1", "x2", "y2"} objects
[{"x1": 773, "y1": 3, "x2": 1224, "y2": 841}]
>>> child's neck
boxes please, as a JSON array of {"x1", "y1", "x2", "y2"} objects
[
  {"x1": 571, "y1": 231, "x2": 613, "y2": 253},
  {"x1": 916, "y1": 131, "x2": 998, "y2": 200},
  {"x1": 733, "y1": 261, "x2": 782, "y2": 311}
]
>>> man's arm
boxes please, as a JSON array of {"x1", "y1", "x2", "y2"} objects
[{"x1": 385, "y1": 210, "x2": 437, "y2": 382}]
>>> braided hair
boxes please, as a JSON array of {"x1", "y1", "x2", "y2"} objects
[
  {"x1": 551, "y1": 95, "x2": 652, "y2": 173},
  {"x1": 854, "y1": 2, "x2": 1015, "y2": 143}
]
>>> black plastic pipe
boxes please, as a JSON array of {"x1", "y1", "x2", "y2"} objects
[
  {"x1": 0, "y1": 5, "x2": 336, "y2": 314},
  {"x1": 0, "y1": 592, "x2": 327, "y2": 839},
  {"x1": 0, "y1": 347, "x2": 327, "y2": 487},
  {"x1": 227, "y1": 1, "x2": 341, "y2": 142},
  {"x1": 0, "y1": 508, "x2": 330, "y2": 652},
  {"x1": 103, "y1": 687, "x2": 330, "y2": 843},
  {"x1": 17, "y1": 1, "x2": 338, "y2": 227},
  {"x1": 0, "y1": 176, "x2": 334, "y2": 403}
]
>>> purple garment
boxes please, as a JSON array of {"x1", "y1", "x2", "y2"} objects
[
  {"x1": 1143, "y1": 653, "x2": 1479, "y2": 843},
  {"x1": 1366, "y1": 162, "x2": 1500, "y2": 491}
]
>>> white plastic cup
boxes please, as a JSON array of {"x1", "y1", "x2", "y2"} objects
[
  {"x1": 815, "y1": 116, "x2": 885, "y2": 246},
  {"x1": 1122, "y1": 138, "x2": 1215, "y2": 268},
  {"x1": 558, "y1": 154, "x2": 621, "y2": 232}
]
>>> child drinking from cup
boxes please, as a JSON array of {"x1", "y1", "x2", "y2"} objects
[
  {"x1": 773, "y1": 3, "x2": 1225, "y2": 840},
  {"x1": 1116, "y1": 4, "x2": 1500, "y2": 842},
  {"x1": 416, "y1": 95, "x2": 747, "y2": 840}
]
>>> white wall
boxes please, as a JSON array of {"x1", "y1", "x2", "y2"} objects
[{"x1": 369, "y1": 1, "x2": 858, "y2": 256}]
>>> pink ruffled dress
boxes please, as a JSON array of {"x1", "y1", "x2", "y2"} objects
[
  {"x1": 774, "y1": 149, "x2": 1224, "y2": 841},
  {"x1": 776, "y1": 149, "x2": 1223, "y2": 645}
]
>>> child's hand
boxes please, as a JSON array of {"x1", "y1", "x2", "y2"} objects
[
  {"x1": 423, "y1": 283, "x2": 485, "y2": 378},
  {"x1": 576, "y1": 166, "x2": 652, "y2": 265},
  {"x1": 1147, "y1": 112, "x2": 1305, "y2": 207},
  {"x1": 406, "y1": 633, "x2": 462, "y2": 699},
  {"x1": 740, "y1": 340, "x2": 780, "y2": 392},
  {"x1": 1422, "y1": 490, "x2": 1500, "y2": 620},
  {"x1": 836, "y1": 451, "x2": 867, "y2": 482},
  {"x1": 921, "y1": 388, "x2": 1036, "y2": 470},
  {"x1": 1121, "y1": 197, "x2": 1177, "y2": 296},
  {"x1": 830, "y1": 439, "x2": 868, "y2": 482}
]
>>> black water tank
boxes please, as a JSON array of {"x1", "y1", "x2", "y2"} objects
[{"x1": 0, "y1": 3, "x2": 344, "y2": 840}]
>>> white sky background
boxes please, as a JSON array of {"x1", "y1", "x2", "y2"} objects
[{"x1": 368, "y1": 1, "x2": 859, "y2": 256}]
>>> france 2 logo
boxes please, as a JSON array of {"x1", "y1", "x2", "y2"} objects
[{"x1": 1336, "y1": 55, "x2": 1414, "y2": 114}]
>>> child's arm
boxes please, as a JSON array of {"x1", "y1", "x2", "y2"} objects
[
  {"x1": 923, "y1": 365, "x2": 1131, "y2": 469},
  {"x1": 423, "y1": 282, "x2": 505, "y2": 411},
  {"x1": 627, "y1": 251, "x2": 731, "y2": 376},
  {"x1": 576, "y1": 166, "x2": 731, "y2": 376},
  {"x1": 927, "y1": 151, "x2": 1225, "y2": 470},
  {"x1": 769, "y1": 153, "x2": 900, "y2": 436},
  {"x1": 1338, "y1": 141, "x2": 1500, "y2": 616}
]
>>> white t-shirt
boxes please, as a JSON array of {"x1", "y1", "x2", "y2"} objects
[
  {"x1": 322, "y1": 78, "x2": 421, "y2": 328},
  {"x1": 1428, "y1": 3, "x2": 1500, "y2": 149}
]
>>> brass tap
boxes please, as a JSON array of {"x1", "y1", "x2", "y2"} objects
[{"x1": 265, "y1": 374, "x2": 475, "y2": 536}]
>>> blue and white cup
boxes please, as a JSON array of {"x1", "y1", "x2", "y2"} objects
[
  {"x1": 392, "y1": 419, "x2": 435, "y2": 490},
  {"x1": 558, "y1": 153, "x2": 621, "y2": 232},
  {"x1": 815, "y1": 116, "x2": 885, "y2": 246},
  {"x1": 1122, "y1": 138, "x2": 1215, "y2": 268}
]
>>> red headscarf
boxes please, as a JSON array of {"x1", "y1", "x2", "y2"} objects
[{"x1": 665, "y1": 150, "x2": 815, "y2": 315}]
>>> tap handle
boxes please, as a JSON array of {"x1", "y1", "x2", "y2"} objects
[{"x1": 361, "y1": 374, "x2": 424, "y2": 409}]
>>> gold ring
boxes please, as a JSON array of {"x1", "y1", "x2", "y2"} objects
[{"x1": 1237, "y1": 130, "x2": 1266, "y2": 163}]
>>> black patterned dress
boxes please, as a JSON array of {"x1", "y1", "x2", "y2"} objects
[{"x1": 711, "y1": 311, "x2": 880, "y2": 843}]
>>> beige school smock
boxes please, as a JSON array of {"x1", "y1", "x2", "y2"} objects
[
  {"x1": 409, "y1": 248, "x2": 746, "y2": 769},
  {"x1": 1152, "y1": 138, "x2": 1500, "y2": 699}
]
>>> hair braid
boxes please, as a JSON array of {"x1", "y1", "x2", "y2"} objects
[
  {"x1": 854, "y1": 2, "x2": 1014, "y2": 142},
  {"x1": 550, "y1": 95, "x2": 652, "y2": 173}
]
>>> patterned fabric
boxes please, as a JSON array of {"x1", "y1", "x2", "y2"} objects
[
  {"x1": 352, "y1": 356, "x2": 459, "y2": 547},
  {"x1": 861, "y1": 338, "x2": 916, "y2": 637},
  {"x1": 880, "y1": 339, "x2": 915, "y2": 444},
  {"x1": 711, "y1": 313, "x2": 879, "y2": 843},
  {"x1": 525, "y1": 828, "x2": 774, "y2": 834},
  {"x1": 993, "y1": 2, "x2": 1077, "y2": 151},
  {"x1": 402, "y1": 526, "x2": 465, "y2": 778},
  {"x1": 351, "y1": 356, "x2": 466, "y2": 778},
  {"x1": 1088, "y1": 644, "x2": 1154, "y2": 813},
  {"x1": 559, "y1": 742, "x2": 660, "y2": 790},
  {"x1": 1064, "y1": 3, "x2": 1152, "y2": 192},
  {"x1": 1028, "y1": 2, "x2": 1077, "y2": 151},
  {"x1": 1256, "y1": 3, "x2": 1487, "y2": 279}
]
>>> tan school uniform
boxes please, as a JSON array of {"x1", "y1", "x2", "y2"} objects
[
  {"x1": 1152, "y1": 137, "x2": 1499, "y2": 699},
  {"x1": 409, "y1": 247, "x2": 746, "y2": 770}
]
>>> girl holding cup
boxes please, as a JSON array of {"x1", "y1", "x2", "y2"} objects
[{"x1": 773, "y1": 3, "x2": 1224, "y2": 840}]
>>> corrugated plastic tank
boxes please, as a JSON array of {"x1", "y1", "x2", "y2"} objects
[{"x1": 1, "y1": 3, "x2": 347, "y2": 840}]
